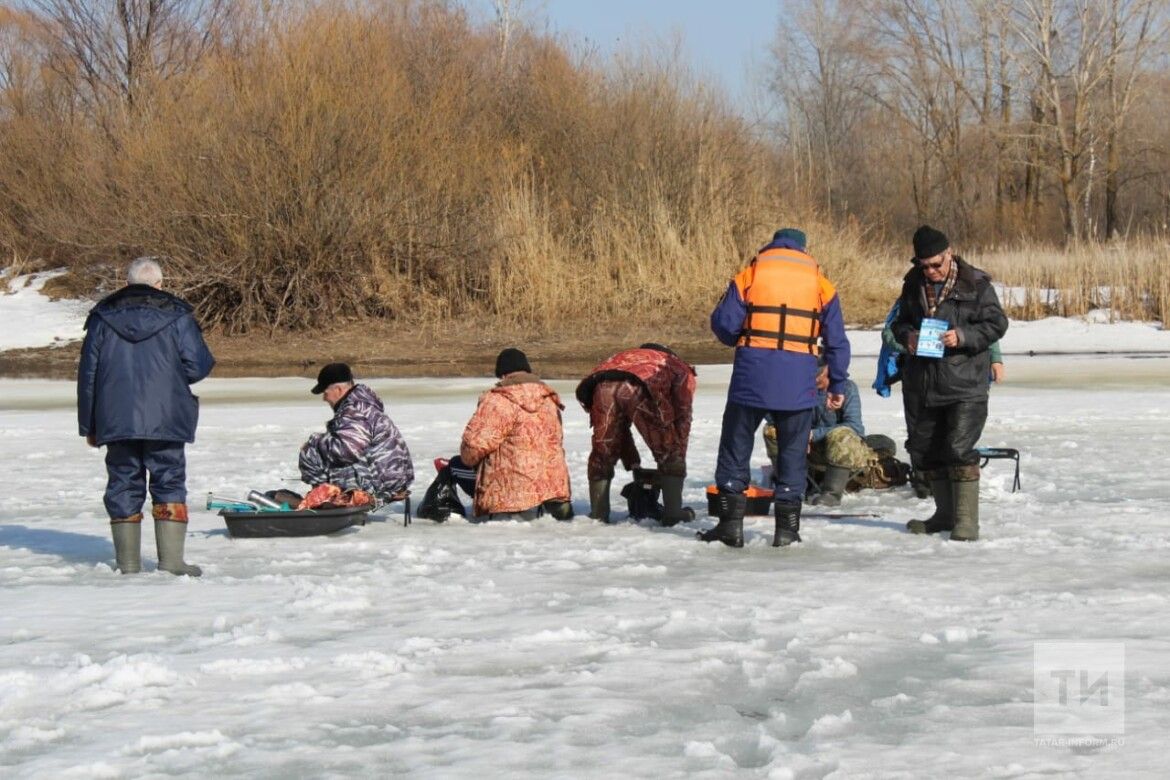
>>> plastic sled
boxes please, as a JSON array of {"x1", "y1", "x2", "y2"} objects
[
  {"x1": 220, "y1": 505, "x2": 371, "y2": 538},
  {"x1": 706, "y1": 484, "x2": 774, "y2": 516}
]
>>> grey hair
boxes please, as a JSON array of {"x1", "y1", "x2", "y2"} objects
[{"x1": 127, "y1": 256, "x2": 164, "y2": 288}]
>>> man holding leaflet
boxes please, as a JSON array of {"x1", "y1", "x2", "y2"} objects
[{"x1": 891, "y1": 226, "x2": 1008, "y2": 541}]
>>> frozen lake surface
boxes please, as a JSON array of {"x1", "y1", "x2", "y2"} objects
[{"x1": 2, "y1": 356, "x2": 1169, "y2": 778}]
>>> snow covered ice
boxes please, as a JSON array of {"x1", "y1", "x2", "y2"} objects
[
  {"x1": 2, "y1": 346, "x2": 1170, "y2": 777},
  {"x1": 3, "y1": 278, "x2": 1170, "y2": 777}
]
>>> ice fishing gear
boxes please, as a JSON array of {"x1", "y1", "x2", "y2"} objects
[
  {"x1": 977, "y1": 446, "x2": 1021, "y2": 492},
  {"x1": 206, "y1": 492, "x2": 261, "y2": 512},
  {"x1": 246, "y1": 490, "x2": 285, "y2": 510},
  {"x1": 621, "y1": 472, "x2": 662, "y2": 522}
]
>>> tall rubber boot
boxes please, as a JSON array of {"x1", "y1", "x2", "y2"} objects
[
  {"x1": 111, "y1": 515, "x2": 143, "y2": 574},
  {"x1": 417, "y1": 467, "x2": 460, "y2": 522},
  {"x1": 809, "y1": 465, "x2": 850, "y2": 507},
  {"x1": 906, "y1": 474, "x2": 953, "y2": 534},
  {"x1": 950, "y1": 472, "x2": 981, "y2": 542},
  {"x1": 658, "y1": 474, "x2": 695, "y2": 527},
  {"x1": 909, "y1": 468, "x2": 933, "y2": 499},
  {"x1": 773, "y1": 502, "x2": 802, "y2": 546},
  {"x1": 697, "y1": 491, "x2": 745, "y2": 548},
  {"x1": 153, "y1": 503, "x2": 202, "y2": 577},
  {"x1": 589, "y1": 479, "x2": 611, "y2": 522}
]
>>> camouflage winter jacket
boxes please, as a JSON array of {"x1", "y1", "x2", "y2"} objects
[
  {"x1": 460, "y1": 373, "x2": 572, "y2": 516},
  {"x1": 303, "y1": 384, "x2": 414, "y2": 499}
]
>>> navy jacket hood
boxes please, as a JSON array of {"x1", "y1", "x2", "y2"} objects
[{"x1": 87, "y1": 285, "x2": 192, "y2": 344}]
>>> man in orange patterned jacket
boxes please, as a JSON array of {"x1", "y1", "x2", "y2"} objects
[
  {"x1": 459, "y1": 349, "x2": 573, "y2": 520},
  {"x1": 576, "y1": 344, "x2": 697, "y2": 524}
]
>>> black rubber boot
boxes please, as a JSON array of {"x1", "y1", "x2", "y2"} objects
[
  {"x1": 697, "y1": 491, "x2": 745, "y2": 548},
  {"x1": 658, "y1": 474, "x2": 694, "y2": 527},
  {"x1": 909, "y1": 469, "x2": 933, "y2": 499},
  {"x1": 111, "y1": 516, "x2": 142, "y2": 574},
  {"x1": 809, "y1": 465, "x2": 850, "y2": 507},
  {"x1": 906, "y1": 475, "x2": 954, "y2": 534},
  {"x1": 416, "y1": 467, "x2": 462, "y2": 522},
  {"x1": 950, "y1": 475, "x2": 981, "y2": 542},
  {"x1": 772, "y1": 502, "x2": 802, "y2": 546},
  {"x1": 589, "y1": 478, "x2": 612, "y2": 522}
]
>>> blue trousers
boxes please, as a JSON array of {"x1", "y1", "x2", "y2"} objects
[
  {"x1": 715, "y1": 402, "x2": 813, "y2": 506},
  {"x1": 104, "y1": 440, "x2": 187, "y2": 519}
]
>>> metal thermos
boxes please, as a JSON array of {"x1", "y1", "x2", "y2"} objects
[{"x1": 246, "y1": 490, "x2": 284, "y2": 510}]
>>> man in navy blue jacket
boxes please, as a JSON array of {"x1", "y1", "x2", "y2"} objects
[
  {"x1": 77, "y1": 258, "x2": 215, "y2": 575},
  {"x1": 704, "y1": 228, "x2": 852, "y2": 547}
]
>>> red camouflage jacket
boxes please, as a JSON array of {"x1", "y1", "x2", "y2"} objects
[
  {"x1": 575, "y1": 346, "x2": 697, "y2": 450},
  {"x1": 460, "y1": 373, "x2": 572, "y2": 516}
]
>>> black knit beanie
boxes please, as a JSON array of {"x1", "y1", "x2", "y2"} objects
[
  {"x1": 912, "y1": 225, "x2": 949, "y2": 260},
  {"x1": 494, "y1": 348, "x2": 531, "y2": 378}
]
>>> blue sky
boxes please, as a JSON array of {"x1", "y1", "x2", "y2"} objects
[{"x1": 477, "y1": 0, "x2": 783, "y2": 108}]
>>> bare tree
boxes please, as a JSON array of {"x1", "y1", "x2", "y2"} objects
[
  {"x1": 770, "y1": 0, "x2": 875, "y2": 214},
  {"x1": 1100, "y1": 0, "x2": 1168, "y2": 238},
  {"x1": 29, "y1": 0, "x2": 229, "y2": 113}
]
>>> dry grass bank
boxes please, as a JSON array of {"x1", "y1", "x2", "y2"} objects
[{"x1": 975, "y1": 239, "x2": 1169, "y2": 324}]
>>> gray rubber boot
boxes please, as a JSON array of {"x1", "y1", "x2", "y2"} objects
[
  {"x1": 111, "y1": 517, "x2": 142, "y2": 574},
  {"x1": 907, "y1": 476, "x2": 954, "y2": 534},
  {"x1": 950, "y1": 477, "x2": 980, "y2": 542},
  {"x1": 658, "y1": 474, "x2": 695, "y2": 527},
  {"x1": 588, "y1": 478, "x2": 611, "y2": 522},
  {"x1": 773, "y1": 502, "x2": 802, "y2": 546},
  {"x1": 810, "y1": 465, "x2": 850, "y2": 507},
  {"x1": 155, "y1": 519, "x2": 203, "y2": 577}
]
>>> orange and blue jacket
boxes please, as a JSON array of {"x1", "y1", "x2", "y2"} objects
[{"x1": 710, "y1": 238, "x2": 851, "y2": 410}]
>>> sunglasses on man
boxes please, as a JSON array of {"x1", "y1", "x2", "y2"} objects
[{"x1": 919, "y1": 257, "x2": 946, "y2": 271}]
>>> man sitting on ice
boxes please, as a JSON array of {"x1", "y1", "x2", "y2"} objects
[{"x1": 298, "y1": 363, "x2": 414, "y2": 503}]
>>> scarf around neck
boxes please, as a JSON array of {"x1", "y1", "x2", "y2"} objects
[{"x1": 923, "y1": 258, "x2": 959, "y2": 317}]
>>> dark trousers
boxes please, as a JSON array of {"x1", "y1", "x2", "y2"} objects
[
  {"x1": 447, "y1": 455, "x2": 477, "y2": 497},
  {"x1": 715, "y1": 402, "x2": 813, "y2": 505},
  {"x1": 904, "y1": 398, "x2": 987, "y2": 474},
  {"x1": 104, "y1": 440, "x2": 187, "y2": 519}
]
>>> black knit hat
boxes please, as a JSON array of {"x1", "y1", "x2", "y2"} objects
[
  {"x1": 494, "y1": 348, "x2": 531, "y2": 378},
  {"x1": 912, "y1": 225, "x2": 949, "y2": 260},
  {"x1": 311, "y1": 362, "x2": 353, "y2": 394}
]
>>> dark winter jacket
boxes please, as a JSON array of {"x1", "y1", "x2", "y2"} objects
[
  {"x1": 305, "y1": 383, "x2": 414, "y2": 498},
  {"x1": 77, "y1": 284, "x2": 215, "y2": 445},
  {"x1": 891, "y1": 257, "x2": 1008, "y2": 406},
  {"x1": 709, "y1": 236, "x2": 851, "y2": 410}
]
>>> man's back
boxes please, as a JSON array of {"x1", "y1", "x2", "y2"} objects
[{"x1": 77, "y1": 284, "x2": 214, "y2": 445}]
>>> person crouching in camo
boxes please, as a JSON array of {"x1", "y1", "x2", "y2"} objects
[
  {"x1": 765, "y1": 359, "x2": 865, "y2": 507},
  {"x1": 298, "y1": 362, "x2": 414, "y2": 503},
  {"x1": 576, "y1": 343, "x2": 697, "y2": 524}
]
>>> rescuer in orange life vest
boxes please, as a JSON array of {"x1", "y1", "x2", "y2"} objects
[{"x1": 701, "y1": 228, "x2": 852, "y2": 548}]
